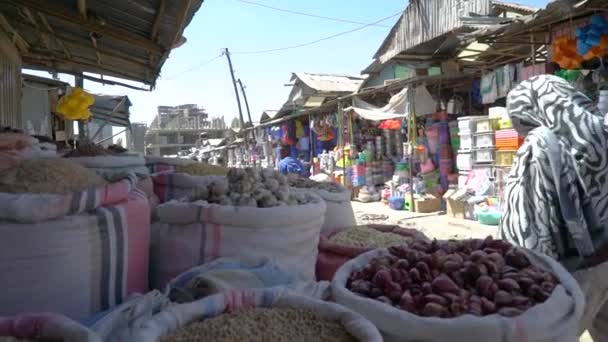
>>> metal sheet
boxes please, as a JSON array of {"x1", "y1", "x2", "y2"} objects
[{"x1": 0, "y1": 35, "x2": 21, "y2": 129}]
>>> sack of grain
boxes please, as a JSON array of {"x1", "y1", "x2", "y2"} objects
[
  {"x1": 87, "y1": 290, "x2": 169, "y2": 342},
  {"x1": 150, "y1": 198, "x2": 326, "y2": 288},
  {"x1": 0, "y1": 174, "x2": 151, "y2": 321},
  {"x1": 175, "y1": 163, "x2": 228, "y2": 176},
  {"x1": 145, "y1": 156, "x2": 195, "y2": 174},
  {"x1": 0, "y1": 158, "x2": 106, "y2": 194},
  {"x1": 66, "y1": 155, "x2": 149, "y2": 180},
  {"x1": 332, "y1": 247, "x2": 585, "y2": 342},
  {"x1": 151, "y1": 172, "x2": 225, "y2": 203},
  {"x1": 289, "y1": 178, "x2": 355, "y2": 232},
  {"x1": 316, "y1": 225, "x2": 429, "y2": 281},
  {"x1": 0, "y1": 313, "x2": 101, "y2": 342},
  {"x1": 132, "y1": 288, "x2": 383, "y2": 342},
  {"x1": 165, "y1": 257, "x2": 330, "y2": 303}
]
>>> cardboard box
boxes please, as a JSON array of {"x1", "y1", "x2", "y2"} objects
[
  {"x1": 443, "y1": 189, "x2": 465, "y2": 218},
  {"x1": 415, "y1": 195, "x2": 442, "y2": 213}
]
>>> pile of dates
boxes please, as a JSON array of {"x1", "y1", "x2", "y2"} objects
[{"x1": 347, "y1": 236, "x2": 558, "y2": 318}]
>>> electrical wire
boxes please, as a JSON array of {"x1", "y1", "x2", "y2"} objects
[
  {"x1": 162, "y1": 53, "x2": 225, "y2": 80},
  {"x1": 233, "y1": 0, "x2": 391, "y2": 28},
  {"x1": 232, "y1": 11, "x2": 402, "y2": 55}
]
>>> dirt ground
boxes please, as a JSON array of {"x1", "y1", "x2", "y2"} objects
[
  {"x1": 351, "y1": 201, "x2": 497, "y2": 240},
  {"x1": 351, "y1": 201, "x2": 594, "y2": 342}
]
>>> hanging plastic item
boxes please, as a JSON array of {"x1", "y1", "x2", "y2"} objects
[
  {"x1": 295, "y1": 120, "x2": 305, "y2": 138},
  {"x1": 378, "y1": 119, "x2": 401, "y2": 130},
  {"x1": 55, "y1": 87, "x2": 95, "y2": 121},
  {"x1": 553, "y1": 36, "x2": 583, "y2": 69}
]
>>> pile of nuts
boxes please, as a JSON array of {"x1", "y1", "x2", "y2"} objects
[
  {"x1": 63, "y1": 142, "x2": 112, "y2": 157},
  {"x1": 329, "y1": 226, "x2": 414, "y2": 248},
  {"x1": 159, "y1": 307, "x2": 357, "y2": 342},
  {"x1": 347, "y1": 236, "x2": 558, "y2": 318},
  {"x1": 189, "y1": 168, "x2": 320, "y2": 208},
  {"x1": 287, "y1": 174, "x2": 346, "y2": 193}
]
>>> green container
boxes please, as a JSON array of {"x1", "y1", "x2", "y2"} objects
[{"x1": 428, "y1": 67, "x2": 442, "y2": 76}]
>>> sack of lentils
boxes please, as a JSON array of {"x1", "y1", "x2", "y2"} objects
[
  {"x1": 331, "y1": 237, "x2": 585, "y2": 342},
  {"x1": 133, "y1": 288, "x2": 383, "y2": 342},
  {"x1": 145, "y1": 156, "x2": 196, "y2": 174},
  {"x1": 316, "y1": 224, "x2": 429, "y2": 281},
  {"x1": 0, "y1": 313, "x2": 101, "y2": 342}
]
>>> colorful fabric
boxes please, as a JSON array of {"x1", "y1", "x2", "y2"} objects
[
  {"x1": 500, "y1": 75, "x2": 608, "y2": 270},
  {"x1": 0, "y1": 313, "x2": 100, "y2": 342}
]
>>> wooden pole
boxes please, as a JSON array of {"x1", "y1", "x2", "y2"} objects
[
  {"x1": 408, "y1": 87, "x2": 416, "y2": 213},
  {"x1": 224, "y1": 49, "x2": 246, "y2": 133},
  {"x1": 339, "y1": 101, "x2": 346, "y2": 186},
  {"x1": 75, "y1": 74, "x2": 87, "y2": 142},
  {"x1": 237, "y1": 78, "x2": 256, "y2": 143}
]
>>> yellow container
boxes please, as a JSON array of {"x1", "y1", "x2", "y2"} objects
[
  {"x1": 498, "y1": 117, "x2": 513, "y2": 129},
  {"x1": 496, "y1": 150, "x2": 517, "y2": 167}
]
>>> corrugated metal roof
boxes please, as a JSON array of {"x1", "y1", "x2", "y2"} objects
[
  {"x1": 373, "y1": 0, "x2": 493, "y2": 64},
  {"x1": 291, "y1": 72, "x2": 364, "y2": 94},
  {"x1": 259, "y1": 110, "x2": 279, "y2": 123},
  {"x1": 0, "y1": 0, "x2": 204, "y2": 87},
  {"x1": 492, "y1": 1, "x2": 540, "y2": 13}
]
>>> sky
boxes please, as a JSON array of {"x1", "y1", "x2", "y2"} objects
[{"x1": 24, "y1": 0, "x2": 551, "y2": 125}]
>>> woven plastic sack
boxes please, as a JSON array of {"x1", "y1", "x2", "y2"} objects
[
  {"x1": 151, "y1": 172, "x2": 225, "y2": 203},
  {"x1": 316, "y1": 225, "x2": 428, "y2": 281},
  {"x1": 132, "y1": 288, "x2": 383, "y2": 342},
  {"x1": 292, "y1": 185, "x2": 355, "y2": 232},
  {"x1": 332, "y1": 248, "x2": 585, "y2": 342},
  {"x1": 145, "y1": 156, "x2": 195, "y2": 174},
  {"x1": 67, "y1": 155, "x2": 149, "y2": 180},
  {"x1": 0, "y1": 313, "x2": 101, "y2": 342},
  {"x1": 0, "y1": 174, "x2": 151, "y2": 321},
  {"x1": 150, "y1": 197, "x2": 326, "y2": 289}
]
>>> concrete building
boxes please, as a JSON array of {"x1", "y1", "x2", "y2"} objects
[
  {"x1": 128, "y1": 122, "x2": 147, "y2": 154},
  {"x1": 145, "y1": 104, "x2": 229, "y2": 156}
]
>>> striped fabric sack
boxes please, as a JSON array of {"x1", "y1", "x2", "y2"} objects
[
  {"x1": 150, "y1": 198, "x2": 326, "y2": 289},
  {"x1": 151, "y1": 172, "x2": 224, "y2": 203},
  {"x1": 132, "y1": 288, "x2": 383, "y2": 342},
  {"x1": 67, "y1": 155, "x2": 149, "y2": 181},
  {"x1": 145, "y1": 156, "x2": 195, "y2": 174},
  {"x1": 0, "y1": 313, "x2": 101, "y2": 342},
  {"x1": 0, "y1": 174, "x2": 151, "y2": 321}
]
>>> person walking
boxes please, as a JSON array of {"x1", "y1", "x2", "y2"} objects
[{"x1": 500, "y1": 75, "x2": 608, "y2": 340}]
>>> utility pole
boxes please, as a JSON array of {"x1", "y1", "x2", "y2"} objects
[
  {"x1": 237, "y1": 79, "x2": 253, "y2": 126},
  {"x1": 223, "y1": 48, "x2": 245, "y2": 132}
]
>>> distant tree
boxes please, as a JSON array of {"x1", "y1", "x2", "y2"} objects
[{"x1": 115, "y1": 137, "x2": 124, "y2": 147}]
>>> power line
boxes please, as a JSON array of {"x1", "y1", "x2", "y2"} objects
[
  {"x1": 233, "y1": 0, "x2": 391, "y2": 28},
  {"x1": 232, "y1": 11, "x2": 402, "y2": 55},
  {"x1": 162, "y1": 53, "x2": 224, "y2": 80}
]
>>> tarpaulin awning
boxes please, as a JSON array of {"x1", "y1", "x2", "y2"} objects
[{"x1": 345, "y1": 87, "x2": 409, "y2": 121}]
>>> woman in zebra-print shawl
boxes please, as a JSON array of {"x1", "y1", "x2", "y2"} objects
[{"x1": 500, "y1": 74, "x2": 608, "y2": 338}]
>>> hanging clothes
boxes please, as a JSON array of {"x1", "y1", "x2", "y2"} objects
[{"x1": 480, "y1": 71, "x2": 498, "y2": 104}]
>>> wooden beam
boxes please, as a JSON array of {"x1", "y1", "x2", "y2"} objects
[
  {"x1": 15, "y1": 0, "x2": 164, "y2": 54},
  {"x1": 37, "y1": 12, "x2": 71, "y2": 59},
  {"x1": 150, "y1": 0, "x2": 165, "y2": 42},
  {"x1": 77, "y1": 0, "x2": 87, "y2": 19},
  {"x1": 171, "y1": 0, "x2": 192, "y2": 47}
]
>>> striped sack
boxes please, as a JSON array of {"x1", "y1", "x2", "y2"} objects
[
  {"x1": 150, "y1": 198, "x2": 326, "y2": 289},
  {"x1": 0, "y1": 313, "x2": 101, "y2": 342},
  {"x1": 0, "y1": 174, "x2": 151, "y2": 321},
  {"x1": 145, "y1": 156, "x2": 195, "y2": 174}
]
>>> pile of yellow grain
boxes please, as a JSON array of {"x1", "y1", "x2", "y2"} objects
[
  {"x1": 176, "y1": 163, "x2": 228, "y2": 176},
  {"x1": 0, "y1": 159, "x2": 106, "y2": 194},
  {"x1": 160, "y1": 307, "x2": 357, "y2": 342}
]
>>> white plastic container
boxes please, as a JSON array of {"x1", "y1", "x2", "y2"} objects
[
  {"x1": 456, "y1": 151, "x2": 473, "y2": 171},
  {"x1": 474, "y1": 117, "x2": 494, "y2": 133},
  {"x1": 458, "y1": 133, "x2": 473, "y2": 151},
  {"x1": 473, "y1": 132, "x2": 495, "y2": 148},
  {"x1": 457, "y1": 116, "x2": 476, "y2": 134},
  {"x1": 473, "y1": 148, "x2": 495, "y2": 163}
]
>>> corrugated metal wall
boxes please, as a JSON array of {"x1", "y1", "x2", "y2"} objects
[
  {"x1": 0, "y1": 30, "x2": 22, "y2": 129},
  {"x1": 378, "y1": 0, "x2": 492, "y2": 63}
]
